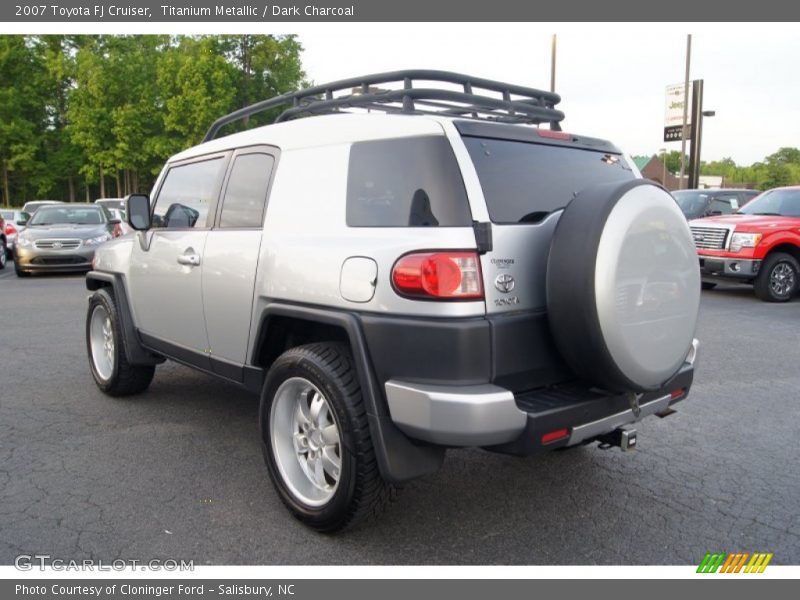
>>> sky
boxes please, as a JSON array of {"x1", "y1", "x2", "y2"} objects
[{"x1": 297, "y1": 23, "x2": 800, "y2": 165}]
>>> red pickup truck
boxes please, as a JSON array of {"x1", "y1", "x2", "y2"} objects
[{"x1": 690, "y1": 186, "x2": 800, "y2": 302}]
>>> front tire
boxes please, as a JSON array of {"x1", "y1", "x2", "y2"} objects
[
  {"x1": 14, "y1": 260, "x2": 30, "y2": 277},
  {"x1": 701, "y1": 281, "x2": 717, "y2": 290},
  {"x1": 260, "y1": 343, "x2": 395, "y2": 532},
  {"x1": 754, "y1": 252, "x2": 799, "y2": 302},
  {"x1": 0, "y1": 239, "x2": 6, "y2": 269},
  {"x1": 86, "y1": 288, "x2": 155, "y2": 395}
]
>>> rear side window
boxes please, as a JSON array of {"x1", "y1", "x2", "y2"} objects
[
  {"x1": 463, "y1": 137, "x2": 636, "y2": 224},
  {"x1": 219, "y1": 153, "x2": 275, "y2": 228},
  {"x1": 347, "y1": 136, "x2": 472, "y2": 227},
  {"x1": 153, "y1": 158, "x2": 225, "y2": 229}
]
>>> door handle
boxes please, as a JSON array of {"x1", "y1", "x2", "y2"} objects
[{"x1": 177, "y1": 252, "x2": 201, "y2": 267}]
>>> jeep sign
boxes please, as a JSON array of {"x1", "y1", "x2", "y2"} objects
[{"x1": 664, "y1": 82, "x2": 694, "y2": 142}]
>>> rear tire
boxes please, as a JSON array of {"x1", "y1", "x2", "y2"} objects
[
  {"x1": 260, "y1": 343, "x2": 396, "y2": 532},
  {"x1": 754, "y1": 252, "x2": 799, "y2": 302},
  {"x1": 0, "y1": 239, "x2": 6, "y2": 269},
  {"x1": 86, "y1": 288, "x2": 155, "y2": 396},
  {"x1": 701, "y1": 282, "x2": 717, "y2": 290}
]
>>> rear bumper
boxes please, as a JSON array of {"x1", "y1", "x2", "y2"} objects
[
  {"x1": 699, "y1": 256, "x2": 760, "y2": 280},
  {"x1": 385, "y1": 338, "x2": 698, "y2": 451}
]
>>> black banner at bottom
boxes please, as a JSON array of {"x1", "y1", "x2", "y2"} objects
[{"x1": 2, "y1": 579, "x2": 795, "y2": 600}]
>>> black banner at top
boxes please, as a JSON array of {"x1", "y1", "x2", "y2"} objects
[{"x1": 3, "y1": 0, "x2": 800, "y2": 22}]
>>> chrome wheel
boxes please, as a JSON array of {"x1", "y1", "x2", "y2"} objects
[
  {"x1": 0, "y1": 241, "x2": 6, "y2": 268},
  {"x1": 270, "y1": 377, "x2": 342, "y2": 507},
  {"x1": 89, "y1": 304, "x2": 115, "y2": 381},
  {"x1": 770, "y1": 262, "x2": 796, "y2": 297}
]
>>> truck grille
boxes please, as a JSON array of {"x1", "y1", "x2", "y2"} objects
[
  {"x1": 34, "y1": 238, "x2": 81, "y2": 250},
  {"x1": 689, "y1": 226, "x2": 728, "y2": 250}
]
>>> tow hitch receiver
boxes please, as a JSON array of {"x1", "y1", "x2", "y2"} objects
[{"x1": 597, "y1": 427, "x2": 637, "y2": 452}]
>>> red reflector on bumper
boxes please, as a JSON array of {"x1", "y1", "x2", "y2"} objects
[
  {"x1": 670, "y1": 388, "x2": 686, "y2": 400},
  {"x1": 541, "y1": 428, "x2": 570, "y2": 444}
]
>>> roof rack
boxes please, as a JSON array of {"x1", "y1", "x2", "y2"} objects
[{"x1": 202, "y1": 69, "x2": 564, "y2": 142}]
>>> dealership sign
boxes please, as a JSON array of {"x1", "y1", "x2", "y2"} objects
[{"x1": 664, "y1": 82, "x2": 694, "y2": 142}]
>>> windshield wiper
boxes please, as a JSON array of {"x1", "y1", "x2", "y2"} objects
[
  {"x1": 518, "y1": 206, "x2": 565, "y2": 224},
  {"x1": 749, "y1": 212, "x2": 781, "y2": 216}
]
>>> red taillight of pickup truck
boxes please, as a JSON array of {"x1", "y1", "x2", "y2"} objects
[{"x1": 392, "y1": 251, "x2": 483, "y2": 300}]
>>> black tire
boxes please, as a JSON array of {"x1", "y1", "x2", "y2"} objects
[
  {"x1": 546, "y1": 179, "x2": 700, "y2": 392},
  {"x1": 701, "y1": 282, "x2": 717, "y2": 290},
  {"x1": 14, "y1": 260, "x2": 30, "y2": 277},
  {"x1": 86, "y1": 288, "x2": 155, "y2": 396},
  {"x1": 754, "y1": 252, "x2": 799, "y2": 302},
  {"x1": 0, "y1": 238, "x2": 6, "y2": 269},
  {"x1": 260, "y1": 342, "x2": 396, "y2": 532}
]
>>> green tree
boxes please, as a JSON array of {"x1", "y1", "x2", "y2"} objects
[
  {"x1": 0, "y1": 36, "x2": 47, "y2": 205},
  {"x1": 37, "y1": 35, "x2": 85, "y2": 201}
]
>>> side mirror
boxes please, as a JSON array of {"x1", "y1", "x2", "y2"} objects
[
  {"x1": 18, "y1": 212, "x2": 30, "y2": 227},
  {"x1": 108, "y1": 218, "x2": 121, "y2": 225},
  {"x1": 126, "y1": 194, "x2": 151, "y2": 231}
]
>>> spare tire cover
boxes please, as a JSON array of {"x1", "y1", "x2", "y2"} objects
[{"x1": 546, "y1": 179, "x2": 700, "y2": 392}]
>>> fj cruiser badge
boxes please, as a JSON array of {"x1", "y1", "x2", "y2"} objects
[{"x1": 494, "y1": 273, "x2": 515, "y2": 293}]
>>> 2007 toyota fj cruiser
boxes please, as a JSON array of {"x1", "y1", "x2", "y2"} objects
[{"x1": 85, "y1": 71, "x2": 701, "y2": 531}]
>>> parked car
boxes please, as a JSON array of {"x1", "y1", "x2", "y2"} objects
[
  {"x1": 107, "y1": 208, "x2": 132, "y2": 236},
  {"x1": 0, "y1": 212, "x2": 7, "y2": 269},
  {"x1": 95, "y1": 198, "x2": 126, "y2": 213},
  {"x1": 673, "y1": 189, "x2": 760, "y2": 220},
  {"x1": 21, "y1": 200, "x2": 63, "y2": 214},
  {"x1": 690, "y1": 185, "x2": 800, "y2": 301},
  {"x1": 84, "y1": 71, "x2": 700, "y2": 531},
  {"x1": 14, "y1": 203, "x2": 120, "y2": 277},
  {"x1": 1, "y1": 209, "x2": 30, "y2": 254}
]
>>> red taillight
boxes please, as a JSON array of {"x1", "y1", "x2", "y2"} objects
[
  {"x1": 4, "y1": 223, "x2": 16, "y2": 236},
  {"x1": 537, "y1": 129, "x2": 572, "y2": 140},
  {"x1": 392, "y1": 251, "x2": 483, "y2": 300},
  {"x1": 541, "y1": 428, "x2": 570, "y2": 444},
  {"x1": 670, "y1": 388, "x2": 686, "y2": 400}
]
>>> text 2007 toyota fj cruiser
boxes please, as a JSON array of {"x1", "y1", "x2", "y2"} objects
[{"x1": 85, "y1": 71, "x2": 701, "y2": 531}]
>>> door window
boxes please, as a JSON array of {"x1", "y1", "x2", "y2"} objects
[{"x1": 152, "y1": 158, "x2": 225, "y2": 229}]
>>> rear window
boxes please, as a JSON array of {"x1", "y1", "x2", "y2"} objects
[
  {"x1": 347, "y1": 136, "x2": 472, "y2": 227},
  {"x1": 463, "y1": 137, "x2": 636, "y2": 224}
]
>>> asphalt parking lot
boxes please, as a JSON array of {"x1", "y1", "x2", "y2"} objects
[{"x1": 1, "y1": 270, "x2": 799, "y2": 565}]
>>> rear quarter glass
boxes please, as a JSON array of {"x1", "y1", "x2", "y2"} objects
[{"x1": 346, "y1": 136, "x2": 472, "y2": 227}]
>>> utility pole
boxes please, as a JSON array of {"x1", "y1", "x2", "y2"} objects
[
  {"x1": 550, "y1": 34, "x2": 557, "y2": 93},
  {"x1": 688, "y1": 79, "x2": 703, "y2": 189},
  {"x1": 678, "y1": 34, "x2": 691, "y2": 189}
]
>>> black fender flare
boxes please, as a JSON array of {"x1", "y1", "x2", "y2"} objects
[
  {"x1": 85, "y1": 271, "x2": 164, "y2": 366},
  {"x1": 253, "y1": 303, "x2": 445, "y2": 484}
]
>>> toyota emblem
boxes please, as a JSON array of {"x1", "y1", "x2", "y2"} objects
[
  {"x1": 494, "y1": 273, "x2": 515, "y2": 293},
  {"x1": 53, "y1": 241, "x2": 63, "y2": 249}
]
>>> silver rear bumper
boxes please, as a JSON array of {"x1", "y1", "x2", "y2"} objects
[
  {"x1": 384, "y1": 381, "x2": 526, "y2": 446},
  {"x1": 385, "y1": 339, "x2": 699, "y2": 448}
]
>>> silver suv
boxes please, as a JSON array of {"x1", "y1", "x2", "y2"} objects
[{"x1": 85, "y1": 71, "x2": 701, "y2": 531}]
